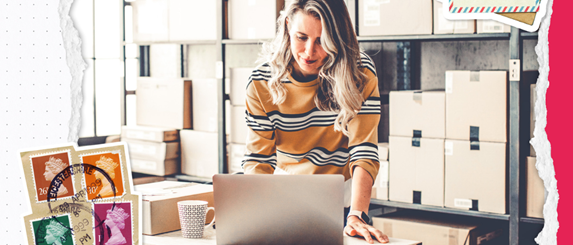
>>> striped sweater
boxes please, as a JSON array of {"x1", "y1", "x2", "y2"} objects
[{"x1": 242, "y1": 52, "x2": 380, "y2": 182}]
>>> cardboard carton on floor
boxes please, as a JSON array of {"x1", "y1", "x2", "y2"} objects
[
  {"x1": 527, "y1": 156, "x2": 545, "y2": 218},
  {"x1": 444, "y1": 140, "x2": 506, "y2": 214},
  {"x1": 433, "y1": 0, "x2": 475, "y2": 34},
  {"x1": 390, "y1": 91, "x2": 445, "y2": 139},
  {"x1": 192, "y1": 79, "x2": 219, "y2": 132},
  {"x1": 477, "y1": 20, "x2": 512, "y2": 33},
  {"x1": 373, "y1": 211, "x2": 503, "y2": 245},
  {"x1": 180, "y1": 130, "x2": 219, "y2": 178},
  {"x1": 445, "y1": 71, "x2": 507, "y2": 143},
  {"x1": 378, "y1": 143, "x2": 389, "y2": 161},
  {"x1": 135, "y1": 181, "x2": 214, "y2": 235},
  {"x1": 228, "y1": 0, "x2": 284, "y2": 39},
  {"x1": 389, "y1": 136, "x2": 444, "y2": 207},
  {"x1": 137, "y1": 77, "x2": 192, "y2": 129},
  {"x1": 121, "y1": 125, "x2": 179, "y2": 143},
  {"x1": 358, "y1": 0, "x2": 432, "y2": 36}
]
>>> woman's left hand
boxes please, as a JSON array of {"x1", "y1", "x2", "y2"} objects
[{"x1": 344, "y1": 215, "x2": 389, "y2": 244}]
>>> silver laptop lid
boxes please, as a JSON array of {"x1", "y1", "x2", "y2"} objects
[{"x1": 213, "y1": 174, "x2": 345, "y2": 245}]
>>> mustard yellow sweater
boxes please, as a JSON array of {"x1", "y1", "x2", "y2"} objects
[{"x1": 242, "y1": 52, "x2": 380, "y2": 181}]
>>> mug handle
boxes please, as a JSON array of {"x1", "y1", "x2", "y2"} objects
[{"x1": 205, "y1": 207, "x2": 215, "y2": 229}]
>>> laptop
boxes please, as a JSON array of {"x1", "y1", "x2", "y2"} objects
[{"x1": 213, "y1": 174, "x2": 345, "y2": 245}]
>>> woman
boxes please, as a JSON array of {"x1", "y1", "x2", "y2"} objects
[{"x1": 242, "y1": 0, "x2": 388, "y2": 243}]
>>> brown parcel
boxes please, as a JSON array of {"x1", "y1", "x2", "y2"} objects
[
  {"x1": 192, "y1": 79, "x2": 219, "y2": 132},
  {"x1": 358, "y1": 0, "x2": 432, "y2": 36},
  {"x1": 445, "y1": 140, "x2": 506, "y2": 214},
  {"x1": 373, "y1": 211, "x2": 503, "y2": 245},
  {"x1": 136, "y1": 77, "x2": 192, "y2": 129},
  {"x1": 121, "y1": 125, "x2": 179, "y2": 142},
  {"x1": 527, "y1": 156, "x2": 545, "y2": 218},
  {"x1": 433, "y1": 0, "x2": 475, "y2": 34},
  {"x1": 180, "y1": 129, "x2": 219, "y2": 178},
  {"x1": 130, "y1": 158, "x2": 180, "y2": 176},
  {"x1": 390, "y1": 91, "x2": 445, "y2": 139},
  {"x1": 135, "y1": 181, "x2": 214, "y2": 235},
  {"x1": 227, "y1": 0, "x2": 284, "y2": 39},
  {"x1": 168, "y1": 0, "x2": 217, "y2": 41},
  {"x1": 389, "y1": 136, "x2": 444, "y2": 207},
  {"x1": 445, "y1": 71, "x2": 507, "y2": 143}
]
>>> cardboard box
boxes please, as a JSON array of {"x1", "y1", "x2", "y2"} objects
[
  {"x1": 527, "y1": 156, "x2": 545, "y2": 218},
  {"x1": 444, "y1": 140, "x2": 506, "y2": 214},
  {"x1": 530, "y1": 84, "x2": 536, "y2": 156},
  {"x1": 231, "y1": 106, "x2": 248, "y2": 144},
  {"x1": 389, "y1": 91, "x2": 445, "y2": 139},
  {"x1": 149, "y1": 43, "x2": 183, "y2": 78},
  {"x1": 433, "y1": 0, "x2": 475, "y2": 34},
  {"x1": 373, "y1": 211, "x2": 503, "y2": 245},
  {"x1": 169, "y1": 0, "x2": 217, "y2": 41},
  {"x1": 134, "y1": 181, "x2": 214, "y2": 235},
  {"x1": 372, "y1": 160, "x2": 389, "y2": 200},
  {"x1": 378, "y1": 143, "x2": 389, "y2": 161},
  {"x1": 228, "y1": 0, "x2": 284, "y2": 39},
  {"x1": 445, "y1": 71, "x2": 507, "y2": 143},
  {"x1": 130, "y1": 158, "x2": 180, "y2": 176},
  {"x1": 229, "y1": 143, "x2": 246, "y2": 173},
  {"x1": 136, "y1": 77, "x2": 192, "y2": 129},
  {"x1": 192, "y1": 79, "x2": 219, "y2": 132},
  {"x1": 133, "y1": 176, "x2": 166, "y2": 186},
  {"x1": 230, "y1": 67, "x2": 253, "y2": 106},
  {"x1": 477, "y1": 20, "x2": 512, "y2": 33},
  {"x1": 180, "y1": 130, "x2": 219, "y2": 178},
  {"x1": 122, "y1": 138, "x2": 180, "y2": 160},
  {"x1": 389, "y1": 136, "x2": 444, "y2": 207},
  {"x1": 358, "y1": 0, "x2": 432, "y2": 36},
  {"x1": 132, "y1": 0, "x2": 169, "y2": 43},
  {"x1": 121, "y1": 125, "x2": 179, "y2": 142}
]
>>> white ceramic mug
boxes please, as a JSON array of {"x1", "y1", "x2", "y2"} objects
[{"x1": 177, "y1": 200, "x2": 216, "y2": 239}]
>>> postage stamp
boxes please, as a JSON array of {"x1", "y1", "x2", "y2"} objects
[
  {"x1": 80, "y1": 151, "x2": 126, "y2": 200},
  {"x1": 30, "y1": 150, "x2": 75, "y2": 202},
  {"x1": 31, "y1": 214, "x2": 75, "y2": 245},
  {"x1": 93, "y1": 202, "x2": 133, "y2": 245}
]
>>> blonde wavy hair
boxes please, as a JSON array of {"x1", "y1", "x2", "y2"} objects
[{"x1": 259, "y1": 0, "x2": 368, "y2": 136}]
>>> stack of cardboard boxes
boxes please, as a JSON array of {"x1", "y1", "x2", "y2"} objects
[
  {"x1": 228, "y1": 68, "x2": 254, "y2": 173},
  {"x1": 382, "y1": 71, "x2": 508, "y2": 214},
  {"x1": 388, "y1": 90, "x2": 446, "y2": 207}
]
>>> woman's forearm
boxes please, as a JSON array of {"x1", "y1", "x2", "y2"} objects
[{"x1": 350, "y1": 166, "x2": 374, "y2": 214}]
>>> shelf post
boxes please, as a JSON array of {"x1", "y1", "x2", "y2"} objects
[
  {"x1": 216, "y1": 0, "x2": 228, "y2": 174},
  {"x1": 508, "y1": 26, "x2": 522, "y2": 245}
]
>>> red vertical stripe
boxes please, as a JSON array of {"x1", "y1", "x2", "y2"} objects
[
  {"x1": 469, "y1": 7, "x2": 474, "y2": 13},
  {"x1": 457, "y1": 7, "x2": 463, "y2": 13},
  {"x1": 502, "y1": 6, "x2": 508, "y2": 12},
  {"x1": 491, "y1": 7, "x2": 496, "y2": 12},
  {"x1": 480, "y1": 7, "x2": 485, "y2": 13},
  {"x1": 525, "y1": 6, "x2": 530, "y2": 12},
  {"x1": 549, "y1": 0, "x2": 573, "y2": 243},
  {"x1": 449, "y1": 2, "x2": 453, "y2": 11},
  {"x1": 513, "y1": 6, "x2": 518, "y2": 12}
]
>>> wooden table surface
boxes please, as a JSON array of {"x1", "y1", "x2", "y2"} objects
[{"x1": 142, "y1": 227, "x2": 422, "y2": 245}]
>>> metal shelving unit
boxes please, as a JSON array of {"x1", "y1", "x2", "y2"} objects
[{"x1": 123, "y1": 1, "x2": 542, "y2": 244}]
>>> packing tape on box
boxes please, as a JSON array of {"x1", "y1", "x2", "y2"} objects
[
  {"x1": 445, "y1": 141, "x2": 454, "y2": 156},
  {"x1": 446, "y1": 72, "x2": 454, "y2": 94},
  {"x1": 413, "y1": 191, "x2": 421, "y2": 204},
  {"x1": 470, "y1": 126, "x2": 480, "y2": 150},
  {"x1": 449, "y1": 228, "x2": 460, "y2": 245},
  {"x1": 412, "y1": 130, "x2": 422, "y2": 147},
  {"x1": 470, "y1": 71, "x2": 481, "y2": 82}
]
